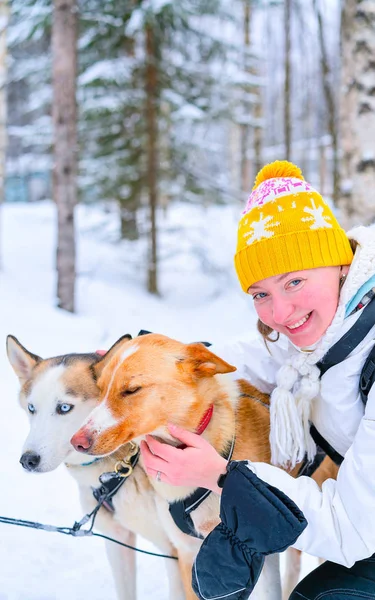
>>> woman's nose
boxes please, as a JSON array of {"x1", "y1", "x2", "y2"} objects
[{"x1": 272, "y1": 298, "x2": 294, "y2": 325}]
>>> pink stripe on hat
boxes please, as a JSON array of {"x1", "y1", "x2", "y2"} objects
[{"x1": 243, "y1": 177, "x2": 315, "y2": 214}]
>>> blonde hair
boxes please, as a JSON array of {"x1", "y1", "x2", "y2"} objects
[{"x1": 257, "y1": 237, "x2": 358, "y2": 345}]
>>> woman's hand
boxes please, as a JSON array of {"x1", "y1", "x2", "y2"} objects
[{"x1": 140, "y1": 423, "x2": 228, "y2": 494}]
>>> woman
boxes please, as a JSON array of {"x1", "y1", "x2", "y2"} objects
[{"x1": 141, "y1": 161, "x2": 375, "y2": 599}]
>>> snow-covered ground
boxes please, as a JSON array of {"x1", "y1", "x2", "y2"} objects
[{"x1": 0, "y1": 201, "x2": 316, "y2": 599}]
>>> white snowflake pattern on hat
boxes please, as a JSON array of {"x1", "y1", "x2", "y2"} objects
[
  {"x1": 301, "y1": 199, "x2": 332, "y2": 229},
  {"x1": 244, "y1": 213, "x2": 280, "y2": 245}
]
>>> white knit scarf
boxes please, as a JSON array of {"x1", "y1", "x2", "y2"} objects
[{"x1": 270, "y1": 226, "x2": 375, "y2": 468}]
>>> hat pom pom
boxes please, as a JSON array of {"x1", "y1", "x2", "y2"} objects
[{"x1": 253, "y1": 160, "x2": 304, "y2": 190}]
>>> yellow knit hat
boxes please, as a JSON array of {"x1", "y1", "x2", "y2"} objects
[{"x1": 234, "y1": 160, "x2": 353, "y2": 292}]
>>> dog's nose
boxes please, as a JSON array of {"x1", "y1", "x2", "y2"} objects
[
  {"x1": 71, "y1": 430, "x2": 93, "y2": 453},
  {"x1": 20, "y1": 451, "x2": 41, "y2": 471}
]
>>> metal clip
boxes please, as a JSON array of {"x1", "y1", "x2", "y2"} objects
[
  {"x1": 114, "y1": 442, "x2": 139, "y2": 478},
  {"x1": 126, "y1": 441, "x2": 139, "y2": 457},
  {"x1": 114, "y1": 462, "x2": 133, "y2": 478}
]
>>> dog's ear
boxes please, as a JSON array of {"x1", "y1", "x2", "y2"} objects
[
  {"x1": 6, "y1": 335, "x2": 42, "y2": 382},
  {"x1": 178, "y1": 343, "x2": 237, "y2": 379},
  {"x1": 93, "y1": 333, "x2": 132, "y2": 379}
]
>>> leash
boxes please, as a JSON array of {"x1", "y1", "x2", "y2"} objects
[
  {"x1": 0, "y1": 442, "x2": 177, "y2": 561},
  {"x1": 0, "y1": 512, "x2": 177, "y2": 560}
]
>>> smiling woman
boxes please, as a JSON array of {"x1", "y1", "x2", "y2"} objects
[
  {"x1": 248, "y1": 265, "x2": 348, "y2": 348},
  {"x1": 140, "y1": 160, "x2": 375, "y2": 600}
]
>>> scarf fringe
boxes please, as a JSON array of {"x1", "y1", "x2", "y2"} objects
[{"x1": 270, "y1": 387, "x2": 305, "y2": 468}]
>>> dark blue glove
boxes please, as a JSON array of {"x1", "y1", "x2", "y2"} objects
[{"x1": 192, "y1": 460, "x2": 307, "y2": 600}]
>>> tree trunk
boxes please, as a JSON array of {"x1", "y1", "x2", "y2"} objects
[
  {"x1": 240, "y1": 1, "x2": 262, "y2": 190},
  {"x1": 253, "y1": 87, "x2": 263, "y2": 178},
  {"x1": 0, "y1": 0, "x2": 8, "y2": 271},
  {"x1": 313, "y1": 0, "x2": 340, "y2": 205},
  {"x1": 240, "y1": 0, "x2": 252, "y2": 195},
  {"x1": 120, "y1": 10, "x2": 139, "y2": 241},
  {"x1": 284, "y1": 0, "x2": 291, "y2": 160},
  {"x1": 52, "y1": 0, "x2": 77, "y2": 312},
  {"x1": 319, "y1": 141, "x2": 328, "y2": 196},
  {"x1": 339, "y1": 0, "x2": 375, "y2": 227},
  {"x1": 120, "y1": 199, "x2": 139, "y2": 240},
  {"x1": 145, "y1": 23, "x2": 159, "y2": 295}
]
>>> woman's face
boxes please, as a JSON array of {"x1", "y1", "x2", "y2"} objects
[{"x1": 248, "y1": 266, "x2": 349, "y2": 347}]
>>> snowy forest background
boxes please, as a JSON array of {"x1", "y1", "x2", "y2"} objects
[
  {"x1": 0, "y1": 1, "x2": 375, "y2": 598},
  {"x1": 4, "y1": 0, "x2": 375, "y2": 311}
]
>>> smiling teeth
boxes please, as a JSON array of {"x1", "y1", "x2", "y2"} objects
[{"x1": 287, "y1": 314, "x2": 311, "y2": 330}]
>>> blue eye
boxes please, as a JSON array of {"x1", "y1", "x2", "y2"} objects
[
  {"x1": 253, "y1": 292, "x2": 267, "y2": 301},
  {"x1": 28, "y1": 403, "x2": 35, "y2": 414},
  {"x1": 289, "y1": 279, "x2": 302, "y2": 287},
  {"x1": 56, "y1": 403, "x2": 74, "y2": 415}
]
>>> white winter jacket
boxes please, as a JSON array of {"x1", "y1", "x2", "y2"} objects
[{"x1": 214, "y1": 226, "x2": 375, "y2": 567}]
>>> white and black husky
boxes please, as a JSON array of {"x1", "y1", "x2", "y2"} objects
[{"x1": 6, "y1": 335, "x2": 184, "y2": 600}]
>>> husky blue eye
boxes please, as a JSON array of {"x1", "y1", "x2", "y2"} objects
[
  {"x1": 28, "y1": 403, "x2": 35, "y2": 414},
  {"x1": 56, "y1": 403, "x2": 74, "y2": 415}
]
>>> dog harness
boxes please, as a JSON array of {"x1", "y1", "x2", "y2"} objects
[{"x1": 91, "y1": 444, "x2": 140, "y2": 513}]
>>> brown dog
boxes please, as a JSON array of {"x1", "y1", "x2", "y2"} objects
[{"x1": 71, "y1": 333, "x2": 338, "y2": 600}]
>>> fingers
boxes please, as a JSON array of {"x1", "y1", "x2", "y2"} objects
[
  {"x1": 140, "y1": 425, "x2": 221, "y2": 489},
  {"x1": 140, "y1": 429, "x2": 226, "y2": 490},
  {"x1": 167, "y1": 423, "x2": 207, "y2": 449},
  {"x1": 144, "y1": 435, "x2": 183, "y2": 461},
  {"x1": 140, "y1": 439, "x2": 167, "y2": 470},
  {"x1": 140, "y1": 437, "x2": 184, "y2": 483},
  {"x1": 141, "y1": 434, "x2": 195, "y2": 485}
]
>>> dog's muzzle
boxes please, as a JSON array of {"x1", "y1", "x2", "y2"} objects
[
  {"x1": 71, "y1": 429, "x2": 94, "y2": 453},
  {"x1": 20, "y1": 451, "x2": 41, "y2": 471}
]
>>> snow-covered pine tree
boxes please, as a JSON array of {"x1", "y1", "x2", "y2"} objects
[
  {"x1": 78, "y1": 0, "x2": 141, "y2": 240},
  {"x1": 7, "y1": 0, "x2": 52, "y2": 186},
  {"x1": 79, "y1": 0, "x2": 259, "y2": 293}
]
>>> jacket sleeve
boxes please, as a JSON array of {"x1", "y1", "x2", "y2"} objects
[
  {"x1": 211, "y1": 333, "x2": 290, "y2": 395},
  {"x1": 248, "y1": 387, "x2": 375, "y2": 567}
]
